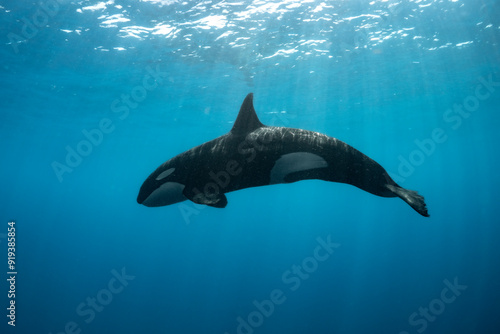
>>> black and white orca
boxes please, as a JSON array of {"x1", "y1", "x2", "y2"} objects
[{"x1": 137, "y1": 93, "x2": 429, "y2": 217}]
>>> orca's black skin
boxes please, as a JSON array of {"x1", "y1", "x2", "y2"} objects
[{"x1": 137, "y1": 93, "x2": 429, "y2": 217}]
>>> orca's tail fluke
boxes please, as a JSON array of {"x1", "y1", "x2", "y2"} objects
[{"x1": 386, "y1": 184, "x2": 430, "y2": 217}]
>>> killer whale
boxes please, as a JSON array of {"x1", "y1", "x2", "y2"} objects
[{"x1": 137, "y1": 93, "x2": 429, "y2": 217}]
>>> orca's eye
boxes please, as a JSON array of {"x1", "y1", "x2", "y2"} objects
[{"x1": 156, "y1": 168, "x2": 175, "y2": 181}]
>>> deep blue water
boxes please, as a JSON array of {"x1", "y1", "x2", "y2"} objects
[{"x1": 1, "y1": 0, "x2": 500, "y2": 333}]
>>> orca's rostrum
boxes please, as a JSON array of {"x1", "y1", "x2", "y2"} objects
[{"x1": 137, "y1": 93, "x2": 429, "y2": 217}]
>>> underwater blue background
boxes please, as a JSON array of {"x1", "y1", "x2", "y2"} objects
[{"x1": 1, "y1": 0, "x2": 500, "y2": 333}]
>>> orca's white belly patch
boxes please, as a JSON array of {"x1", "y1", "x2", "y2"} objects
[
  {"x1": 270, "y1": 152, "x2": 328, "y2": 184},
  {"x1": 143, "y1": 181, "x2": 186, "y2": 207}
]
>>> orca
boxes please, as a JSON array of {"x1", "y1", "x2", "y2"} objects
[{"x1": 137, "y1": 93, "x2": 429, "y2": 217}]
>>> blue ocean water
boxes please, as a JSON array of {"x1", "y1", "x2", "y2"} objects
[{"x1": 1, "y1": 0, "x2": 500, "y2": 333}]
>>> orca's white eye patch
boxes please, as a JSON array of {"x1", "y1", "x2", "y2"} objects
[{"x1": 156, "y1": 168, "x2": 175, "y2": 181}]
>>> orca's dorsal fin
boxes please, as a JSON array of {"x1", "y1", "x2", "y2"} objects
[{"x1": 230, "y1": 93, "x2": 265, "y2": 136}]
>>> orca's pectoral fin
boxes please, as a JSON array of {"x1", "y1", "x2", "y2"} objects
[
  {"x1": 386, "y1": 184, "x2": 430, "y2": 217},
  {"x1": 204, "y1": 194, "x2": 228, "y2": 208},
  {"x1": 183, "y1": 187, "x2": 228, "y2": 208}
]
